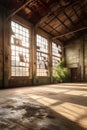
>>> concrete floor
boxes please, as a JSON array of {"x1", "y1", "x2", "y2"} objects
[{"x1": 0, "y1": 83, "x2": 87, "y2": 130}]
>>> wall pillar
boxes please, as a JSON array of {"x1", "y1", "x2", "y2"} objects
[
  {"x1": 3, "y1": 14, "x2": 10, "y2": 88},
  {"x1": 49, "y1": 38, "x2": 52, "y2": 83},
  {"x1": 32, "y1": 26, "x2": 37, "y2": 85},
  {"x1": 0, "y1": 7, "x2": 4, "y2": 88},
  {"x1": 80, "y1": 37, "x2": 84, "y2": 81}
]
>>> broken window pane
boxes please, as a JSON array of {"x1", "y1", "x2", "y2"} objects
[
  {"x1": 19, "y1": 54, "x2": 25, "y2": 62},
  {"x1": 52, "y1": 42, "x2": 62, "y2": 75},
  {"x1": 36, "y1": 34, "x2": 49, "y2": 76},
  {"x1": 14, "y1": 38, "x2": 22, "y2": 45},
  {"x1": 11, "y1": 21, "x2": 30, "y2": 76}
]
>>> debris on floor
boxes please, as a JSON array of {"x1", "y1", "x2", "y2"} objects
[
  {"x1": 0, "y1": 95, "x2": 86, "y2": 130},
  {"x1": 0, "y1": 84, "x2": 87, "y2": 130}
]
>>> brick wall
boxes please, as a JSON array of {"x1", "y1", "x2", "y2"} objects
[{"x1": 65, "y1": 36, "x2": 87, "y2": 82}]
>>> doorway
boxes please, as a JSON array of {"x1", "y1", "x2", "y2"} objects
[{"x1": 70, "y1": 68, "x2": 78, "y2": 82}]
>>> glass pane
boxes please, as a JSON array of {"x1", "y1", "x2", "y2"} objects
[
  {"x1": 11, "y1": 21, "x2": 30, "y2": 76},
  {"x1": 36, "y1": 35, "x2": 49, "y2": 76},
  {"x1": 52, "y1": 42, "x2": 62, "y2": 75}
]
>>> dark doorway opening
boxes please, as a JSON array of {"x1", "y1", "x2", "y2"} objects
[{"x1": 70, "y1": 68, "x2": 78, "y2": 82}]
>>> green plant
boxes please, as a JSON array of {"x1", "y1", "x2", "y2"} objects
[{"x1": 53, "y1": 59, "x2": 70, "y2": 83}]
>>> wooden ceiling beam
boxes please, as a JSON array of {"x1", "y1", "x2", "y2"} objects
[
  {"x1": 72, "y1": 1, "x2": 87, "y2": 19},
  {"x1": 72, "y1": 5, "x2": 87, "y2": 29},
  {"x1": 56, "y1": 16, "x2": 70, "y2": 31},
  {"x1": 48, "y1": 23, "x2": 69, "y2": 40},
  {"x1": 52, "y1": 26, "x2": 87, "y2": 40},
  {"x1": 63, "y1": 10, "x2": 79, "y2": 39},
  {"x1": 64, "y1": 11, "x2": 75, "y2": 26},
  {"x1": 74, "y1": 3, "x2": 87, "y2": 27},
  {"x1": 79, "y1": 2, "x2": 87, "y2": 21},
  {"x1": 52, "y1": 4, "x2": 87, "y2": 40},
  {"x1": 49, "y1": 24, "x2": 61, "y2": 33},
  {"x1": 38, "y1": 26, "x2": 63, "y2": 43},
  {"x1": 47, "y1": 20, "x2": 69, "y2": 40},
  {"x1": 38, "y1": 0, "x2": 48, "y2": 9},
  {"x1": 26, "y1": 4, "x2": 40, "y2": 17},
  {"x1": 43, "y1": 1, "x2": 82, "y2": 29},
  {"x1": 72, "y1": 6, "x2": 80, "y2": 19},
  {"x1": 7, "y1": 0, "x2": 33, "y2": 19},
  {"x1": 35, "y1": 2, "x2": 58, "y2": 26},
  {"x1": 47, "y1": 23, "x2": 61, "y2": 35},
  {"x1": 41, "y1": 22, "x2": 67, "y2": 40},
  {"x1": 35, "y1": 0, "x2": 80, "y2": 26}
]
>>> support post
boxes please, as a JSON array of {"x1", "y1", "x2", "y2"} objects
[
  {"x1": 80, "y1": 37, "x2": 84, "y2": 81},
  {"x1": 32, "y1": 26, "x2": 37, "y2": 85}
]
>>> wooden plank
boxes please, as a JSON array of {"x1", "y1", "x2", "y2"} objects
[
  {"x1": 52, "y1": 26, "x2": 87, "y2": 40},
  {"x1": 7, "y1": 0, "x2": 33, "y2": 19},
  {"x1": 35, "y1": 0, "x2": 80, "y2": 26}
]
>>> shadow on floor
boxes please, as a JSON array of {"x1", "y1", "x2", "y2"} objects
[
  {"x1": 31, "y1": 89, "x2": 87, "y2": 107},
  {"x1": 0, "y1": 94, "x2": 86, "y2": 130}
]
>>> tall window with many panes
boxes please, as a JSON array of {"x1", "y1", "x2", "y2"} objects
[
  {"x1": 52, "y1": 42, "x2": 62, "y2": 75},
  {"x1": 11, "y1": 21, "x2": 30, "y2": 76},
  {"x1": 36, "y1": 35, "x2": 49, "y2": 76}
]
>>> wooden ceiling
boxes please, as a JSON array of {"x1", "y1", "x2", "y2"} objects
[{"x1": 0, "y1": 0, "x2": 87, "y2": 43}]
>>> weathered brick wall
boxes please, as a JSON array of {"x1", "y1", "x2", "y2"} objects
[
  {"x1": 65, "y1": 36, "x2": 87, "y2": 81},
  {"x1": 65, "y1": 39, "x2": 80, "y2": 68}
]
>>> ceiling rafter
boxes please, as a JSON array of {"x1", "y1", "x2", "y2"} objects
[
  {"x1": 63, "y1": 11, "x2": 75, "y2": 26},
  {"x1": 79, "y1": 2, "x2": 87, "y2": 19},
  {"x1": 64, "y1": 29, "x2": 87, "y2": 44},
  {"x1": 58, "y1": 2, "x2": 78, "y2": 40},
  {"x1": 58, "y1": 2, "x2": 75, "y2": 26},
  {"x1": 40, "y1": 15, "x2": 59, "y2": 28},
  {"x1": 56, "y1": 16, "x2": 71, "y2": 31},
  {"x1": 63, "y1": 11, "x2": 79, "y2": 39},
  {"x1": 46, "y1": 23, "x2": 62, "y2": 35},
  {"x1": 41, "y1": 13, "x2": 71, "y2": 32},
  {"x1": 51, "y1": 3, "x2": 87, "y2": 41},
  {"x1": 52, "y1": 26, "x2": 87, "y2": 40},
  {"x1": 35, "y1": 1, "x2": 59, "y2": 26},
  {"x1": 50, "y1": 25, "x2": 61, "y2": 34},
  {"x1": 73, "y1": 2, "x2": 87, "y2": 16},
  {"x1": 38, "y1": 0, "x2": 48, "y2": 10},
  {"x1": 72, "y1": 3, "x2": 87, "y2": 27},
  {"x1": 54, "y1": 12, "x2": 87, "y2": 39},
  {"x1": 64, "y1": 34, "x2": 81, "y2": 44},
  {"x1": 43, "y1": 1, "x2": 83, "y2": 27},
  {"x1": 35, "y1": 0, "x2": 81, "y2": 26},
  {"x1": 49, "y1": 23, "x2": 61, "y2": 33},
  {"x1": 43, "y1": 20, "x2": 69, "y2": 40},
  {"x1": 26, "y1": 4, "x2": 40, "y2": 17},
  {"x1": 75, "y1": 2, "x2": 87, "y2": 27},
  {"x1": 39, "y1": 26, "x2": 63, "y2": 43},
  {"x1": 41, "y1": 22, "x2": 68, "y2": 41},
  {"x1": 7, "y1": 0, "x2": 33, "y2": 19},
  {"x1": 2, "y1": 0, "x2": 86, "y2": 43},
  {"x1": 43, "y1": 22, "x2": 69, "y2": 40},
  {"x1": 72, "y1": 6, "x2": 80, "y2": 19}
]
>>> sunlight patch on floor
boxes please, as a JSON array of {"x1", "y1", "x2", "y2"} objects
[
  {"x1": 52, "y1": 102, "x2": 86, "y2": 119},
  {"x1": 65, "y1": 90, "x2": 87, "y2": 96},
  {"x1": 29, "y1": 91, "x2": 87, "y2": 129},
  {"x1": 29, "y1": 94, "x2": 59, "y2": 106}
]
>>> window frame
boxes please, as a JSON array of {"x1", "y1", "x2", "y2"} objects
[
  {"x1": 36, "y1": 34, "x2": 49, "y2": 77},
  {"x1": 10, "y1": 20, "x2": 31, "y2": 77},
  {"x1": 52, "y1": 42, "x2": 62, "y2": 75}
]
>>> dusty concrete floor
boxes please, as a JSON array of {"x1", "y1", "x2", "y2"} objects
[{"x1": 0, "y1": 83, "x2": 87, "y2": 130}]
